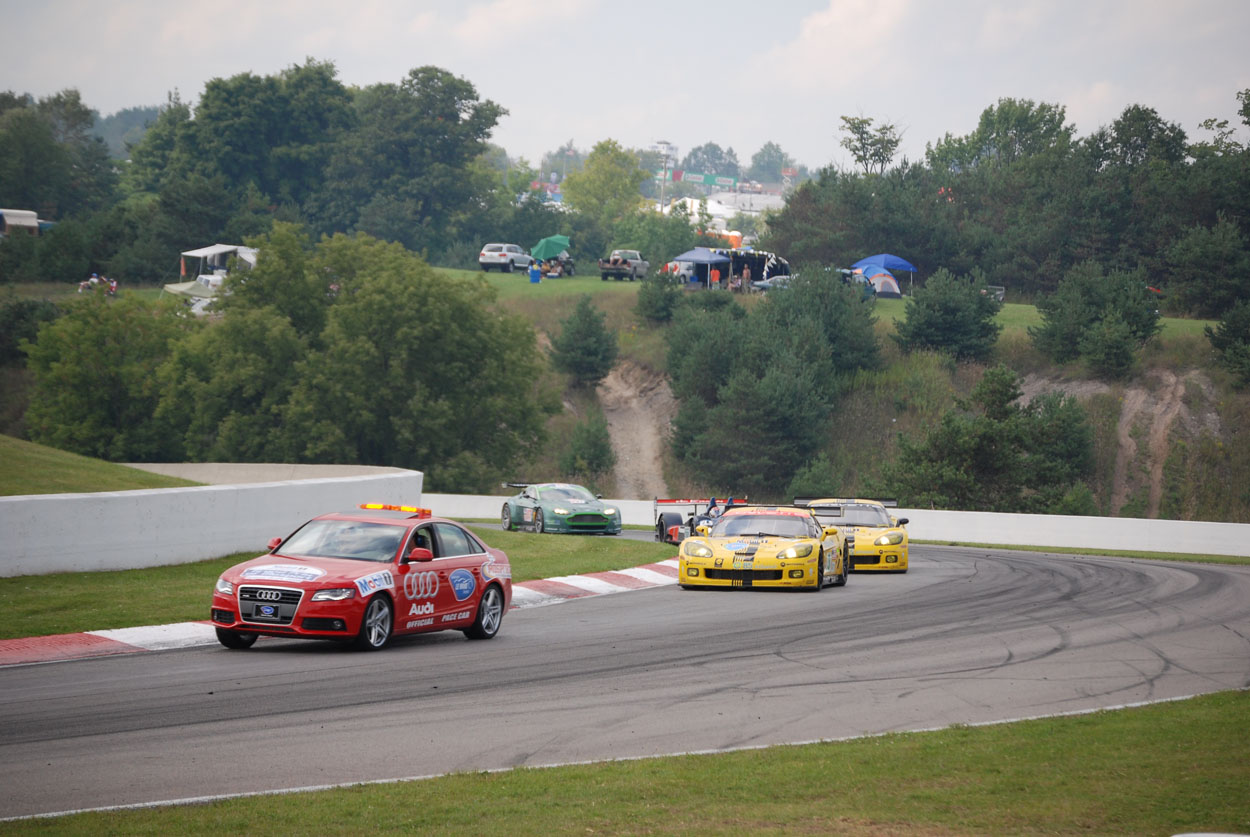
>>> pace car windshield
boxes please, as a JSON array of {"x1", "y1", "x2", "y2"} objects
[
  {"x1": 280, "y1": 520, "x2": 407, "y2": 562},
  {"x1": 710, "y1": 514, "x2": 817, "y2": 539}
]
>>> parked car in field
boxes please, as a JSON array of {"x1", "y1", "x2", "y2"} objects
[
  {"x1": 479, "y1": 243, "x2": 534, "y2": 273},
  {"x1": 210, "y1": 504, "x2": 512, "y2": 651},
  {"x1": 598, "y1": 249, "x2": 649, "y2": 281}
]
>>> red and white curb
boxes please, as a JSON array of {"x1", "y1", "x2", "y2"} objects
[{"x1": 0, "y1": 559, "x2": 680, "y2": 667}]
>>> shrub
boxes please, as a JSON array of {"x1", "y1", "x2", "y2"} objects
[{"x1": 893, "y1": 267, "x2": 1002, "y2": 361}]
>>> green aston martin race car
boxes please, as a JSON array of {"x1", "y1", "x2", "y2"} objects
[{"x1": 499, "y1": 482, "x2": 622, "y2": 535}]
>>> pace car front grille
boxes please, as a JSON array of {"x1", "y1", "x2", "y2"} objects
[{"x1": 238, "y1": 586, "x2": 302, "y2": 626}]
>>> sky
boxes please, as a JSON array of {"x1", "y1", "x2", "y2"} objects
[{"x1": 4, "y1": 0, "x2": 1249, "y2": 176}]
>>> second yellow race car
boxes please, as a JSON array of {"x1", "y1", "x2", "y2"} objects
[
  {"x1": 795, "y1": 497, "x2": 909, "y2": 573},
  {"x1": 678, "y1": 505, "x2": 848, "y2": 590}
]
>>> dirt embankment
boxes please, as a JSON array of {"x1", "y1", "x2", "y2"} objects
[
  {"x1": 1021, "y1": 370, "x2": 1220, "y2": 518},
  {"x1": 597, "y1": 360, "x2": 676, "y2": 500}
]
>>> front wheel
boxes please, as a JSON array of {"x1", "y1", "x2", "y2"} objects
[
  {"x1": 464, "y1": 585, "x2": 504, "y2": 639},
  {"x1": 534, "y1": 509, "x2": 545, "y2": 534},
  {"x1": 807, "y1": 552, "x2": 825, "y2": 591},
  {"x1": 501, "y1": 504, "x2": 513, "y2": 531},
  {"x1": 353, "y1": 596, "x2": 393, "y2": 650},
  {"x1": 832, "y1": 551, "x2": 849, "y2": 586},
  {"x1": 216, "y1": 628, "x2": 258, "y2": 649}
]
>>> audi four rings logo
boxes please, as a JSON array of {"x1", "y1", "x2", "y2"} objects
[
  {"x1": 404, "y1": 571, "x2": 439, "y2": 600},
  {"x1": 255, "y1": 590, "x2": 282, "y2": 601}
]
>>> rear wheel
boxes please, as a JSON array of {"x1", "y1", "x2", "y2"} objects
[
  {"x1": 832, "y1": 550, "x2": 849, "y2": 586},
  {"x1": 502, "y1": 260, "x2": 513, "y2": 273},
  {"x1": 534, "y1": 509, "x2": 545, "y2": 534},
  {"x1": 601, "y1": 272, "x2": 609, "y2": 281},
  {"x1": 216, "y1": 628, "x2": 257, "y2": 649},
  {"x1": 464, "y1": 585, "x2": 504, "y2": 639},
  {"x1": 501, "y1": 504, "x2": 513, "y2": 531},
  {"x1": 353, "y1": 596, "x2": 393, "y2": 650}
]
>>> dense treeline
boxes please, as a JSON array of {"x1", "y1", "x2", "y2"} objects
[
  {"x1": 767, "y1": 95, "x2": 1250, "y2": 308},
  {"x1": 3, "y1": 62, "x2": 1249, "y2": 513}
]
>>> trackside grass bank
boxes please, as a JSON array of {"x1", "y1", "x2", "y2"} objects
[
  {"x1": 0, "y1": 528, "x2": 676, "y2": 640},
  {"x1": 4, "y1": 690, "x2": 1246, "y2": 834}
]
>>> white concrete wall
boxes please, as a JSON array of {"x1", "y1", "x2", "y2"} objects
[
  {"x1": 1, "y1": 472, "x2": 423, "y2": 577},
  {"x1": 428, "y1": 494, "x2": 1250, "y2": 556},
  {"x1": 3, "y1": 481, "x2": 1247, "y2": 578}
]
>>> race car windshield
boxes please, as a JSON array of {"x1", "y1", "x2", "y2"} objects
[
  {"x1": 540, "y1": 485, "x2": 596, "y2": 502},
  {"x1": 830, "y1": 505, "x2": 893, "y2": 526},
  {"x1": 280, "y1": 520, "x2": 407, "y2": 562},
  {"x1": 711, "y1": 514, "x2": 815, "y2": 539}
]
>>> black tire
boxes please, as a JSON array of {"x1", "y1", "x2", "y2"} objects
[
  {"x1": 503, "y1": 260, "x2": 514, "y2": 274},
  {"x1": 832, "y1": 549, "x2": 849, "y2": 586},
  {"x1": 464, "y1": 585, "x2": 504, "y2": 639},
  {"x1": 216, "y1": 627, "x2": 258, "y2": 649},
  {"x1": 480, "y1": 264, "x2": 490, "y2": 272},
  {"x1": 353, "y1": 596, "x2": 393, "y2": 651},
  {"x1": 567, "y1": 265, "x2": 575, "y2": 276},
  {"x1": 807, "y1": 552, "x2": 825, "y2": 591},
  {"x1": 657, "y1": 512, "x2": 683, "y2": 543},
  {"x1": 601, "y1": 272, "x2": 609, "y2": 281},
  {"x1": 501, "y1": 504, "x2": 513, "y2": 531},
  {"x1": 629, "y1": 269, "x2": 637, "y2": 281},
  {"x1": 844, "y1": 540, "x2": 855, "y2": 573},
  {"x1": 534, "y1": 508, "x2": 545, "y2": 534}
]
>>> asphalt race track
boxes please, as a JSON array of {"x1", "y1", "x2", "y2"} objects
[{"x1": 2, "y1": 545, "x2": 1249, "y2": 819}]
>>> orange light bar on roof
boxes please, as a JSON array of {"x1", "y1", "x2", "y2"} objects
[{"x1": 359, "y1": 503, "x2": 432, "y2": 518}]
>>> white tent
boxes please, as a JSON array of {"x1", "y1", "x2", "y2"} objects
[{"x1": 163, "y1": 243, "x2": 258, "y2": 315}]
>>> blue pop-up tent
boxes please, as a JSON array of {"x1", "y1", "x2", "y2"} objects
[
  {"x1": 852, "y1": 253, "x2": 917, "y2": 273},
  {"x1": 670, "y1": 247, "x2": 731, "y2": 289}
]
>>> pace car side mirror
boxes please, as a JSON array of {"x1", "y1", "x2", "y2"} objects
[
  {"x1": 407, "y1": 547, "x2": 434, "y2": 563},
  {"x1": 267, "y1": 537, "x2": 283, "y2": 551}
]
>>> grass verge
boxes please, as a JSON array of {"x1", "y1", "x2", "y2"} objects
[
  {"x1": 0, "y1": 434, "x2": 202, "y2": 496},
  {"x1": 4, "y1": 690, "x2": 1246, "y2": 834},
  {"x1": 0, "y1": 529, "x2": 676, "y2": 640}
]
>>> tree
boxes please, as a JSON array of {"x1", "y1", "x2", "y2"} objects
[
  {"x1": 1166, "y1": 214, "x2": 1250, "y2": 318},
  {"x1": 680, "y1": 142, "x2": 740, "y2": 178},
  {"x1": 561, "y1": 139, "x2": 648, "y2": 227},
  {"x1": 1206, "y1": 299, "x2": 1250, "y2": 387},
  {"x1": 893, "y1": 268, "x2": 1002, "y2": 361},
  {"x1": 23, "y1": 294, "x2": 194, "y2": 460},
  {"x1": 1030, "y1": 261, "x2": 1162, "y2": 374},
  {"x1": 559, "y1": 411, "x2": 616, "y2": 483},
  {"x1": 550, "y1": 295, "x2": 618, "y2": 387},
  {"x1": 315, "y1": 66, "x2": 506, "y2": 256},
  {"x1": 746, "y1": 141, "x2": 795, "y2": 183},
  {"x1": 926, "y1": 98, "x2": 1073, "y2": 171},
  {"x1": 278, "y1": 246, "x2": 554, "y2": 491},
  {"x1": 1108, "y1": 104, "x2": 1187, "y2": 167},
  {"x1": 155, "y1": 307, "x2": 306, "y2": 461},
  {"x1": 838, "y1": 115, "x2": 901, "y2": 174},
  {"x1": 879, "y1": 365, "x2": 1094, "y2": 513},
  {"x1": 219, "y1": 222, "x2": 327, "y2": 340}
]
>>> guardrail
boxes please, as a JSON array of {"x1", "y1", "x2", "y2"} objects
[{"x1": 3, "y1": 479, "x2": 1246, "y2": 577}]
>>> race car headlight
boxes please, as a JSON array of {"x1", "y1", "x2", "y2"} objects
[
  {"x1": 215, "y1": 578, "x2": 234, "y2": 595},
  {"x1": 874, "y1": 533, "x2": 904, "y2": 546},
  {"x1": 552, "y1": 507, "x2": 571, "y2": 516},
  {"x1": 779, "y1": 544, "x2": 814, "y2": 559},
  {"x1": 683, "y1": 542, "x2": 713, "y2": 559},
  {"x1": 603, "y1": 507, "x2": 617, "y2": 516},
  {"x1": 311, "y1": 588, "x2": 356, "y2": 601}
]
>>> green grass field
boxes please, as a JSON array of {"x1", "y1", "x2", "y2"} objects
[{"x1": 0, "y1": 434, "x2": 201, "y2": 496}]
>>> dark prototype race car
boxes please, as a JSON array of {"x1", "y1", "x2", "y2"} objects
[{"x1": 211, "y1": 504, "x2": 512, "y2": 651}]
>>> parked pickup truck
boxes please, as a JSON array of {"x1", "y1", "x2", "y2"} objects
[{"x1": 598, "y1": 249, "x2": 649, "y2": 281}]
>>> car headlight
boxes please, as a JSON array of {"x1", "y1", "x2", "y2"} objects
[
  {"x1": 311, "y1": 588, "x2": 356, "y2": 601},
  {"x1": 552, "y1": 507, "x2": 571, "y2": 516},
  {"x1": 603, "y1": 507, "x2": 617, "y2": 516},
  {"x1": 683, "y1": 542, "x2": 713, "y2": 559},
  {"x1": 779, "y1": 544, "x2": 814, "y2": 559},
  {"x1": 875, "y1": 532, "x2": 904, "y2": 546},
  {"x1": 215, "y1": 578, "x2": 234, "y2": 595}
]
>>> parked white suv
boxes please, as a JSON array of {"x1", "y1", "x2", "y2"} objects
[{"x1": 479, "y1": 243, "x2": 534, "y2": 273}]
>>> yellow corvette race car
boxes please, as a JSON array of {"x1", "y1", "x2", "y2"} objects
[
  {"x1": 795, "y1": 497, "x2": 909, "y2": 572},
  {"x1": 678, "y1": 505, "x2": 848, "y2": 590}
]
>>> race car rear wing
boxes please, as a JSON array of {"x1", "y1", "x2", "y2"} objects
[{"x1": 653, "y1": 496, "x2": 748, "y2": 516}]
